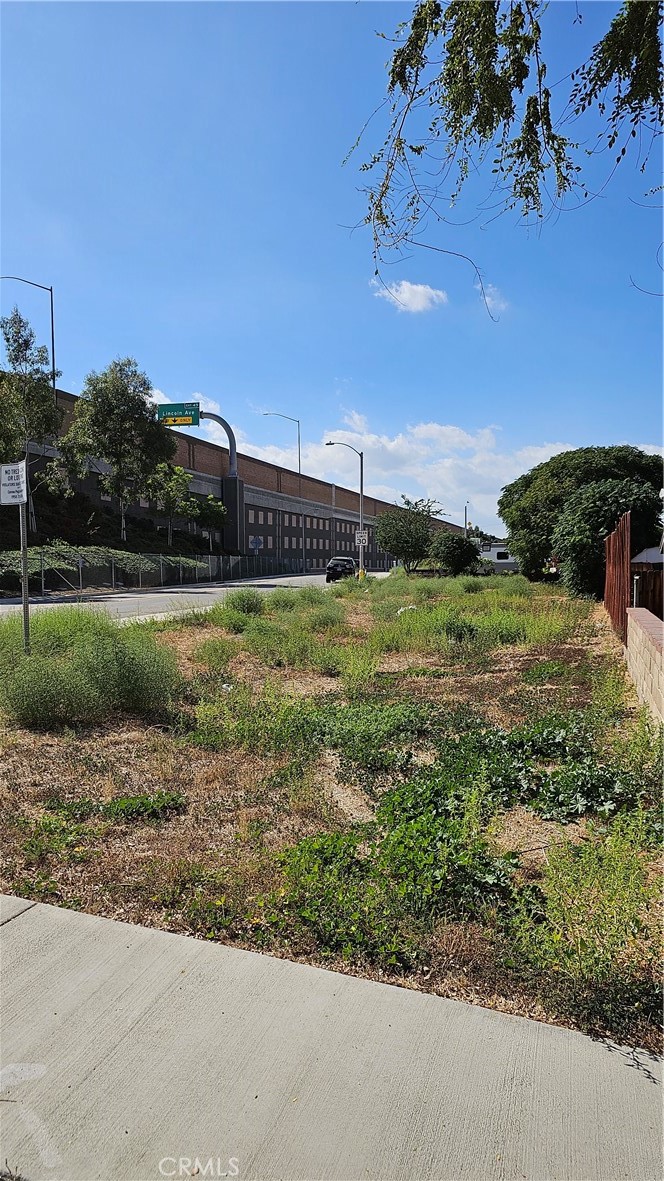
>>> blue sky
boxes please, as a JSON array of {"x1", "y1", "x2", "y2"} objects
[{"x1": 2, "y1": 1, "x2": 661, "y2": 533}]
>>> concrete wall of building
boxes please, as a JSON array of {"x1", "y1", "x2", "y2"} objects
[{"x1": 625, "y1": 608, "x2": 664, "y2": 723}]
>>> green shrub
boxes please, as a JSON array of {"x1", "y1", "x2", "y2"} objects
[
  {"x1": 443, "y1": 614, "x2": 478, "y2": 643},
  {"x1": 307, "y1": 603, "x2": 346, "y2": 632},
  {"x1": 552, "y1": 479, "x2": 661, "y2": 599},
  {"x1": 224, "y1": 588, "x2": 265, "y2": 615},
  {"x1": 294, "y1": 585, "x2": 327, "y2": 607},
  {"x1": 267, "y1": 589, "x2": 298, "y2": 612},
  {"x1": 0, "y1": 610, "x2": 179, "y2": 728},
  {"x1": 2, "y1": 656, "x2": 106, "y2": 727},
  {"x1": 210, "y1": 606, "x2": 251, "y2": 633}
]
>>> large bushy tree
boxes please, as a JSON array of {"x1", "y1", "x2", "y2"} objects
[
  {"x1": 375, "y1": 496, "x2": 436, "y2": 572},
  {"x1": 357, "y1": 1, "x2": 662, "y2": 273},
  {"x1": 498, "y1": 446, "x2": 661, "y2": 580},
  {"x1": 0, "y1": 307, "x2": 63, "y2": 529},
  {"x1": 551, "y1": 479, "x2": 661, "y2": 598},
  {"x1": 429, "y1": 531, "x2": 479, "y2": 576},
  {"x1": 52, "y1": 358, "x2": 176, "y2": 540}
]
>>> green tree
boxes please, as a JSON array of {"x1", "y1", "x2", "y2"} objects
[
  {"x1": 52, "y1": 358, "x2": 176, "y2": 541},
  {"x1": 375, "y1": 496, "x2": 436, "y2": 573},
  {"x1": 147, "y1": 463, "x2": 200, "y2": 547},
  {"x1": 0, "y1": 307, "x2": 63, "y2": 529},
  {"x1": 429, "y1": 531, "x2": 479, "y2": 576},
  {"x1": 196, "y1": 495, "x2": 228, "y2": 551},
  {"x1": 467, "y1": 524, "x2": 494, "y2": 545},
  {"x1": 551, "y1": 479, "x2": 661, "y2": 598},
  {"x1": 357, "y1": 1, "x2": 662, "y2": 271},
  {"x1": 498, "y1": 446, "x2": 661, "y2": 580}
]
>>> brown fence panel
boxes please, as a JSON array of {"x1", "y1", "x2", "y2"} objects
[
  {"x1": 632, "y1": 564, "x2": 663, "y2": 621},
  {"x1": 604, "y1": 511, "x2": 631, "y2": 643}
]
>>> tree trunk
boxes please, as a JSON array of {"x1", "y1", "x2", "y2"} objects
[
  {"x1": 120, "y1": 500, "x2": 126, "y2": 542},
  {"x1": 168, "y1": 518, "x2": 173, "y2": 547}
]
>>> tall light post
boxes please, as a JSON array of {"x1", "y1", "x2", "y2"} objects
[
  {"x1": 326, "y1": 440, "x2": 364, "y2": 576},
  {"x1": 263, "y1": 411, "x2": 306, "y2": 574},
  {"x1": 464, "y1": 501, "x2": 470, "y2": 537},
  {"x1": 1, "y1": 275, "x2": 56, "y2": 397}
]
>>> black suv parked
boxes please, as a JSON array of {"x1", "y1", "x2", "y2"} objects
[{"x1": 326, "y1": 556, "x2": 357, "y2": 583}]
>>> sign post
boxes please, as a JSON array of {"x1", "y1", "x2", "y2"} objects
[{"x1": 1, "y1": 460, "x2": 30, "y2": 653}]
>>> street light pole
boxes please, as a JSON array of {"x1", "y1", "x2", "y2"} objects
[
  {"x1": 325, "y1": 440, "x2": 365, "y2": 577},
  {"x1": 263, "y1": 411, "x2": 305, "y2": 574},
  {"x1": 1, "y1": 275, "x2": 56, "y2": 397},
  {"x1": 464, "y1": 501, "x2": 469, "y2": 537}
]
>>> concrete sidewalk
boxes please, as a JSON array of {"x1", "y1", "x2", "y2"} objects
[{"x1": 1, "y1": 896, "x2": 661, "y2": 1181}]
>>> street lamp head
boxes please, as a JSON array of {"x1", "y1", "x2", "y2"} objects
[{"x1": 325, "y1": 441, "x2": 334, "y2": 446}]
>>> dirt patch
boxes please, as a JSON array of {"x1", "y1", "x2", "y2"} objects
[
  {"x1": 158, "y1": 625, "x2": 240, "y2": 677},
  {"x1": 316, "y1": 751, "x2": 374, "y2": 823},
  {"x1": 489, "y1": 806, "x2": 586, "y2": 875}
]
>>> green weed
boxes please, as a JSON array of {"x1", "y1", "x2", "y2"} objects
[
  {"x1": 223, "y1": 588, "x2": 265, "y2": 616},
  {"x1": 193, "y1": 636, "x2": 234, "y2": 672}
]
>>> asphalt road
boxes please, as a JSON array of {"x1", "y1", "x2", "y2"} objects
[
  {"x1": 0, "y1": 572, "x2": 384, "y2": 622},
  {"x1": 1, "y1": 896, "x2": 661, "y2": 1181}
]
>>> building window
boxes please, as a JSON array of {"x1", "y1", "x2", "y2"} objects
[
  {"x1": 248, "y1": 509, "x2": 255, "y2": 524},
  {"x1": 139, "y1": 496, "x2": 150, "y2": 508},
  {"x1": 258, "y1": 511, "x2": 264, "y2": 525},
  {"x1": 496, "y1": 551, "x2": 510, "y2": 561},
  {"x1": 267, "y1": 512, "x2": 273, "y2": 525},
  {"x1": 266, "y1": 535, "x2": 273, "y2": 548},
  {"x1": 100, "y1": 491, "x2": 112, "y2": 503}
]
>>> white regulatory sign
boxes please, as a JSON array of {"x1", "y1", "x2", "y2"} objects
[
  {"x1": 355, "y1": 530, "x2": 368, "y2": 546},
  {"x1": 0, "y1": 460, "x2": 28, "y2": 505}
]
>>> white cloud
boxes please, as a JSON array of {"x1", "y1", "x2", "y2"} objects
[
  {"x1": 342, "y1": 409, "x2": 368, "y2": 432},
  {"x1": 476, "y1": 283, "x2": 509, "y2": 315},
  {"x1": 234, "y1": 412, "x2": 577, "y2": 535},
  {"x1": 373, "y1": 279, "x2": 448, "y2": 314}
]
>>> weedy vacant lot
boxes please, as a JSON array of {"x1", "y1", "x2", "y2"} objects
[{"x1": 1, "y1": 571, "x2": 661, "y2": 1052}]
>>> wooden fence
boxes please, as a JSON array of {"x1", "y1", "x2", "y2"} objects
[{"x1": 604, "y1": 511, "x2": 631, "y2": 643}]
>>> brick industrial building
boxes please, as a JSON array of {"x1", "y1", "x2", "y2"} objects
[{"x1": 52, "y1": 390, "x2": 461, "y2": 567}]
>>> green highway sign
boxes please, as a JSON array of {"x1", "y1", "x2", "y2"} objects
[{"x1": 158, "y1": 402, "x2": 200, "y2": 427}]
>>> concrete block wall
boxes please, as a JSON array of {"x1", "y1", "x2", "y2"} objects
[{"x1": 625, "y1": 608, "x2": 664, "y2": 723}]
